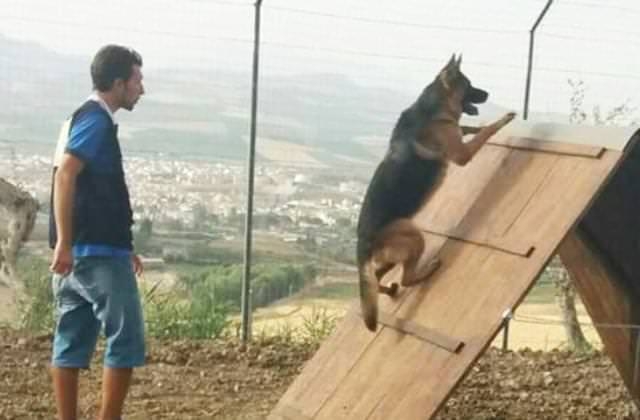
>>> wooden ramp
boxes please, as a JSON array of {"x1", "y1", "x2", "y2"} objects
[{"x1": 269, "y1": 121, "x2": 640, "y2": 420}]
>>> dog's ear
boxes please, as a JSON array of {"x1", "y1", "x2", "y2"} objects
[
  {"x1": 456, "y1": 54, "x2": 462, "y2": 69},
  {"x1": 439, "y1": 54, "x2": 459, "y2": 90},
  {"x1": 446, "y1": 53, "x2": 456, "y2": 69}
]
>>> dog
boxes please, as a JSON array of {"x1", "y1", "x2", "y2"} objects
[{"x1": 356, "y1": 54, "x2": 516, "y2": 331}]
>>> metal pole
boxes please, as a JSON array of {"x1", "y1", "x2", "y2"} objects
[
  {"x1": 523, "y1": 0, "x2": 553, "y2": 120},
  {"x1": 501, "y1": 309, "x2": 513, "y2": 352},
  {"x1": 502, "y1": 319, "x2": 510, "y2": 352},
  {"x1": 241, "y1": 0, "x2": 264, "y2": 345},
  {"x1": 633, "y1": 330, "x2": 640, "y2": 402}
]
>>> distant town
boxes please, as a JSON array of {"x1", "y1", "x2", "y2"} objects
[{"x1": 0, "y1": 147, "x2": 374, "y2": 264}]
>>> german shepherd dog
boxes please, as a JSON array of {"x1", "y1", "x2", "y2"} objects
[{"x1": 357, "y1": 54, "x2": 516, "y2": 331}]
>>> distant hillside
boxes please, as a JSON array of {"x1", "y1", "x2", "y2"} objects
[{"x1": 0, "y1": 34, "x2": 566, "y2": 166}]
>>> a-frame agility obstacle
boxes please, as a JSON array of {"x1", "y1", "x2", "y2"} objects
[{"x1": 269, "y1": 120, "x2": 640, "y2": 419}]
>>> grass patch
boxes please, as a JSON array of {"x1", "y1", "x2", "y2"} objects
[
  {"x1": 523, "y1": 279, "x2": 556, "y2": 304},
  {"x1": 302, "y1": 282, "x2": 356, "y2": 300}
]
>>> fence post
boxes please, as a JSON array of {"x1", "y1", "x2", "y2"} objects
[
  {"x1": 502, "y1": 308, "x2": 513, "y2": 352},
  {"x1": 523, "y1": 0, "x2": 554, "y2": 120},
  {"x1": 241, "y1": 0, "x2": 265, "y2": 346}
]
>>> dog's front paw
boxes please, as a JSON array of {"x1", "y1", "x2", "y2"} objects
[{"x1": 499, "y1": 112, "x2": 516, "y2": 126}]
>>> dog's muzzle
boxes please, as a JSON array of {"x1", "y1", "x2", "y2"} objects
[{"x1": 463, "y1": 87, "x2": 489, "y2": 116}]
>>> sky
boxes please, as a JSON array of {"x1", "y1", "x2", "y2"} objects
[{"x1": 1, "y1": 0, "x2": 640, "y2": 118}]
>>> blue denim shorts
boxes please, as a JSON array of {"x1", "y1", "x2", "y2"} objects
[{"x1": 51, "y1": 256, "x2": 146, "y2": 369}]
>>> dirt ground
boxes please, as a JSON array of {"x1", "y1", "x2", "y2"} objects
[{"x1": 0, "y1": 327, "x2": 636, "y2": 420}]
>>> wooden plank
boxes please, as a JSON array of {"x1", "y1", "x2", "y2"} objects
[
  {"x1": 489, "y1": 135, "x2": 605, "y2": 158},
  {"x1": 458, "y1": 148, "x2": 555, "y2": 239},
  {"x1": 419, "y1": 227, "x2": 534, "y2": 257},
  {"x1": 460, "y1": 116, "x2": 638, "y2": 151},
  {"x1": 267, "y1": 311, "x2": 377, "y2": 419},
  {"x1": 559, "y1": 230, "x2": 639, "y2": 400},
  {"x1": 357, "y1": 309, "x2": 465, "y2": 353},
  {"x1": 415, "y1": 145, "x2": 512, "y2": 232},
  {"x1": 419, "y1": 149, "x2": 558, "y2": 257},
  {"x1": 502, "y1": 151, "x2": 620, "y2": 250}
]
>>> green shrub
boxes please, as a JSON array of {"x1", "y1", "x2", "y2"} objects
[{"x1": 15, "y1": 256, "x2": 54, "y2": 332}]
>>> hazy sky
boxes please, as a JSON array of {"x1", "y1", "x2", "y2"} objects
[{"x1": 1, "y1": 0, "x2": 640, "y2": 116}]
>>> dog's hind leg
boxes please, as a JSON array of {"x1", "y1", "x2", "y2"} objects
[
  {"x1": 402, "y1": 256, "x2": 441, "y2": 287},
  {"x1": 372, "y1": 219, "x2": 441, "y2": 292},
  {"x1": 375, "y1": 263, "x2": 395, "y2": 281},
  {"x1": 363, "y1": 259, "x2": 397, "y2": 297}
]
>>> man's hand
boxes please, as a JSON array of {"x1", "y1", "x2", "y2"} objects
[
  {"x1": 50, "y1": 243, "x2": 73, "y2": 275},
  {"x1": 132, "y1": 254, "x2": 144, "y2": 277}
]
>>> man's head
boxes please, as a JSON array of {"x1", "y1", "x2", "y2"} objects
[{"x1": 91, "y1": 45, "x2": 145, "y2": 111}]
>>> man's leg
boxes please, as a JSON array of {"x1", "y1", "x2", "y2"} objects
[
  {"x1": 51, "y1": 367, "x2": 80, "y2": 420},
  {"x1": 98, "y1": 367, "x2": 133, "y2": 420},
  {"x1": 87, "y1": 256, "x2": 146, "y2": 420},
  {"x1": 51, "y1": 272, "x2": 101, "y2": 420}
]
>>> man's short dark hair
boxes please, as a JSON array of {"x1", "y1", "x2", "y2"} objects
[{"x1": 91, "y1": 45, "x2": 143, "y2": 92}]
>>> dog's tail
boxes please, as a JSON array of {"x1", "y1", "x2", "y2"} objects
[{"x1": 358, "y1": 261, "x2": 378, "y2": 331}]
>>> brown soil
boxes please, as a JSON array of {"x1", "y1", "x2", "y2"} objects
[{"x1": 0, "y1": 327, "x2": 636, "y2": 420}]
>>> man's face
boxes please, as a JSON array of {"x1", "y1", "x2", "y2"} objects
[{"x1": 119, "y1": 65, "x2": 144, "y2": 111}]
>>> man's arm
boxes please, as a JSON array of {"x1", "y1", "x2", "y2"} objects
[{"x1": 50, "y1": 154, "x2": 85, "y2": 275}]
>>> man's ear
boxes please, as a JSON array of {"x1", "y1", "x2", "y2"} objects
[{"x1": 112, "y1": 78, "x2": 125, "y2": 91}]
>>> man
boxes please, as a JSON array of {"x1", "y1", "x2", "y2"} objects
[{"x1": 49, "y1": 44, "x2": 145, "y2": 420}]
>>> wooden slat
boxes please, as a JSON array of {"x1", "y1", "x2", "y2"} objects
[
  {"x1": 419, "y1": 227, "x2": 534, "y2": 257},
  {"x1": 501, "y1": 151, "x2": 620, "y2": 249},
  {"x1": 420, "y1": 149, "x2": 558, "y2": 257},
  {"x1": 268, "y1": 311, "x2": 377, "y2": 419},
  {"x1": 455, "y1": 149, "x2": 558, "y2": 239},
  {"x1": 356, "y1": 309, "x2": 465, "y2": 353},
  {"x1": 315, "y1": 315, "x2": 452, "y2": 419},
  {"x1": 489, "y1": 135, "x2": 605, "y2": 158},
  {"x1": 414, "y1": 146, "x2": 512, "y2": 232},
  {"x1": 460, "y1": 116, "x2": 638, "y2": 151}
]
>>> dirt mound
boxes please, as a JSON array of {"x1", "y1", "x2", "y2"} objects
[{"x1": 0, "y1": 327, "x2": 635, "y2": 419}]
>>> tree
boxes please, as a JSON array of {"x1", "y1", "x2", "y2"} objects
[{"x1": 553, "y1": 79, "x2": 637, "y2": 352}]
